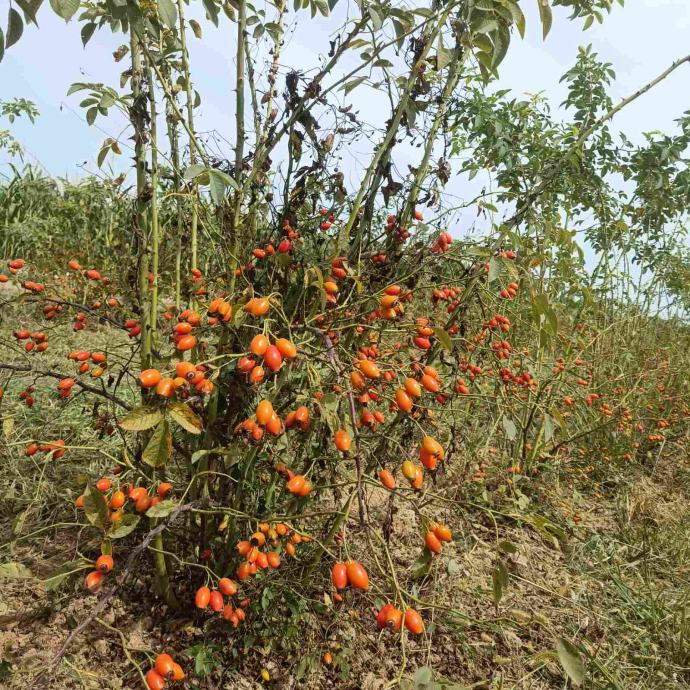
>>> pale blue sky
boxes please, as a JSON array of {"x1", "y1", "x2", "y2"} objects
[{"x1": 1, "y1": 0, "x2": 689, "y2": 180}]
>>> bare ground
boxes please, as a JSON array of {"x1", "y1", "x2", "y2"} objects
[{"x1": 2, "y1": 445, "x2": 689, "y2": 690}]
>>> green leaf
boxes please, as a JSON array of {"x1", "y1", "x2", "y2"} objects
[
  {"x1": 506, "y1": 0, "x2": 525, "y2": 38},
  {"x1": 5, "y1": 8, "x2": 23, "y2": 48},
  {"x1": 488, "y1": 256, "x2": 503, "y2": 282},
  {"x1": 66, "y1": 82, "x2": 88, "y2": 96},
  {"x1": 44, "y1": 559, "x2": 88, "y2": 591},
  {"x1": 491, "y1": 25, "x2": 510, "y2": 67},
  {"x1": 118, "y1": 406, "x2": 163, "y2": 432},
  {"x1": 183, "y1": 163, "x2": 207, "y2": 180},
  {"x1": 537, "y1": 0, "x2": 552, "y2": 39},
  {"x1": 492, "y1": 559, "x2": 509, "y2": 606},
  {"x1": 157, "y1": 0, "x2": 177, "y2": 27},
  {"x1": 436, "y1": 45, "x2": 453, "y2": 71},
  {"x1": 0, "y1": 28, "x2": 5, "y2": 62},
  {"x1": 318, "y1": 392, "x2": 341, "y2": 435},
  {"x1": 206, "y1": 168, "x2": 239, "y2": 204},
  {"x1": 413, "y1": 666, "x2": 433, "y2": 689},
  {"x1": 97, "y1": 145, "x2": 109, "y2": 168},
  {"x1": 86, "y1": 106, "x2": 97, "y2": 125},
  {"x1": 341, "y1": 76, "x2": 367, "y2": 96},
  {"x1": 81, "y1": 22, "x2": 96, "y2": 46},
  {"x1": 109, "y1": 513, "x2": 140, "y2": 539},
  {"x1": 502, "y1": 415, "x2": 517, "y2": 441},
  {"x1": 168, "y1": 402, "x2": 203, "y2": 434},
  {"x1": 49, "y1": 0, "x2": 79, "y2": 21},
  {"x1": 556, "y1": 638, "x2": 585, "y2": 685},
  {"x1": 0, "y1": 562, "x2": 34, "y2": 580},
  {"x1": 431, "y1": 326, "x2": 453, "y2": 352},
  {"x1": 497, "y1": 540, "x2": 517, "y2": 554},
  {"x1": 202, "y1": 0, "x2": 219, "y2": 24},
  {"x1": 146, "y1": 499, "x2": 177, "y2": 518},
  {"x1": 411, "y1": 548, "x2": 433, "y2": 579},
  {"x1": 83, "y1": 485, "x2": 109, "y2": 529},
  {"x1": 16, "y1": 0, "x2": 42, "y2": 24},
  {"x1": 142, "y1": 420, "x2": 172, "y2": 467}
]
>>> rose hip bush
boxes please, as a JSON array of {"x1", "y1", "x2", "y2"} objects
[{"x1": 2, "y1": 0, "x2": 690, "y2": 687}]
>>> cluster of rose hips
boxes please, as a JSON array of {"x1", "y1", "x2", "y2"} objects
[
  {"x1": 72, "y1": 311, "x2": 88, "y2": 331},
  {"x1": 25, "y1": 439, "x2": 66, "y2": 458},
  {"x1": 146, "y1": 652, "x2": 185, "y2": 690},
  {"x1": 22, "y1": 279, "x2": 45, "y2": 293},
  {"x1": 89, "y1": 296, "x2": 122, "y2": 310},
  {"x1": 482, "y1": 313, "x2": 511, "y2": 332},
  {"x1": 66, "y1": 350, "x2": 107, "y2": 379},
  {"x1": 584, "y1": 392, "x2": 601, "y2": 407},
  {"x1": 234, "y1": 521, "x2": 307, "y2": 580},
  {"x1": 194, "y1": 578, "x2": 247, "y2": 628},
  {"x1": 459, "y1": 359, "x2": 484, "y2": 381},
  {"x1": 75, "y1": 479, "x2": 174, "y2": 520},
  {"x1": 418, "y1": 435, "x2": 445, "y2": 471},
  {"x1": 599, "y1": 402, "x2": 614, "y2": 417},
  {"x1": 188, "y1": 266, "x2": 206, "y2": 296},
  {"x1": 455, "y1": 378, "x2": 470, "y2": 395},
  {"x1": 319, "y1": 207, "x2": 337, "y2": 232},
  {"x1": 18, "y1": 385, "x2": 35, "y2": 407},
  {"x1": 41, "y1": 301, "x2": 63, "y2": 320},
  {"x1": 401, "y1": 459, "x2": 424, "y2": 489},
  {"x1": 14, "y1": 329, "x2": 48, "y2": 353},
  {"x1": 279, "y1": 218, "x2": 300, "y2": 249},
  {"x1": 431, "y1": 231, "x2": 453, "y2": 253},
  {"x1": 206, "y1": 297, "x2": 233, "y2": 325},
  {"x1": 323, "y1": 280, "x2": 340, "y2": 304},
  {"x1": 139, "y1": 361, "x2": 214, "y2": 397},
  {"x1": 360, "y1": 407, "x2": 386, "y2": 431},
  {"x1": 490, "y1": 339, "x2": 512, "y2": 360},
  {"x1": 83, "y1": 550, "x2": 115, "y2": 594},
  {"x1": 423, "y1": 522, "x2": 453, "y2": 554},
  {"x1": 412, "y1": 318, "x2": 435, "y2": 350},
  {"x1": 276, "y1": 462, "x2": 312, "y2": 497},
  {"x1": 236, "y1": 398, "x2": 284, "y2": 442},
  {"x1": 384, "y1": 210, "x2": 427, "y2": 243},
  {"x1": 123, "y1": 318, "x2": 142, "y2": 338},
  {"x1": 236, "y1": 333, "x2": 298, "y2": 384},
  {"x1": 377, "y1": 285, "x2": 412, "y2": 320},
  {"x1": 167, "y1": 309, "x2": 202, "y2": 352},
  {"x1": 331, "y1": 561, "x2": 369, "y2": 592},
  {"x1": 432, "y1": 284, "x2": 462, "y2": 309},
  {"x1": 376, "y1": 604, "x2": 425, "y2": 634},
  {"x1": 2, "y1": 257, "x2": 25, "y2": 277},
  {"x1": 498, "y1": 367, "x2": 535, "y2": 389},
  {"x1": 393, "y1": 368, "x2": 443, "y2": 415},
  {"x1": 284, "y1": 405, "x2": 311, "y2": 432},
  {"x1": 500, "y1": 282, "x2": 519, "y2": 299}
]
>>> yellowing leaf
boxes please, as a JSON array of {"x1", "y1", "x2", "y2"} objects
[
  {"x1": 168, "y1": 402, "x2": 203, "y2": 434},
  {"x1": 118, "y1": 406, "x2": 163, "y2": 432}
]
